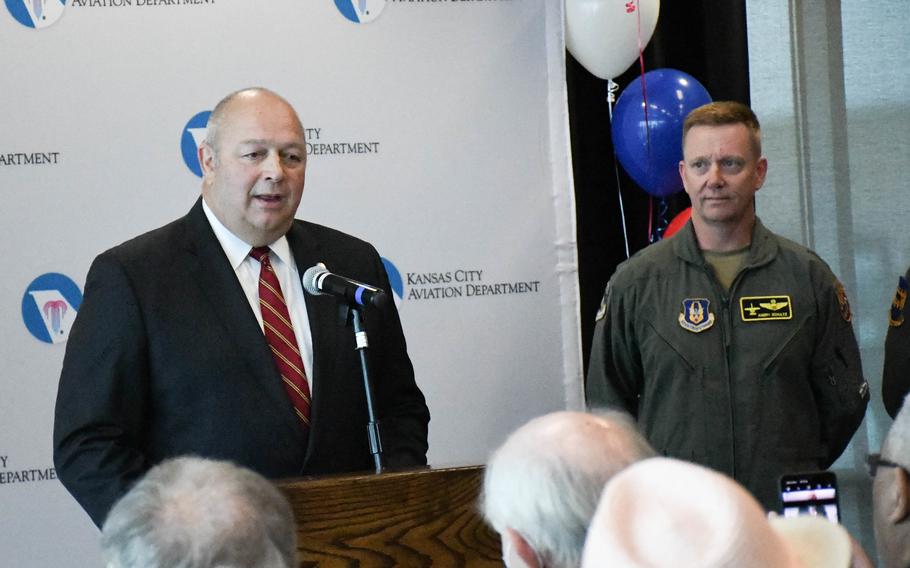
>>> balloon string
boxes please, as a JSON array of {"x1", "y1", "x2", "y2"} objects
[
  {"x1": 647, "y1": 196, "x2": 654, "y2": 243},
  {"x1": 656, "y1": 197, "x2": 669, "y2": 241},
  {"x1": 607, "y1": 79, "x2": 631, "y2": 259},
  {"x1": 648, "y1": 197, "x2": 669, "y2": 243},
  {"x1": 635, "y1": 0, "x2": 655, "y2": 246},
  {"x1": 635, "y1": 0, "x2": 651, "y2": 201},
  {"x1": 635, "y1": 0, "x2": 646, "y2": 66},
  {"x1": 606, "y1": 79, "x2": 618, "y2": 117}
]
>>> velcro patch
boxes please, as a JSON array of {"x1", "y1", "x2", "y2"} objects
[
  {"x1": 595, "y1": 294, "x2": 607, "y2": 321},
  {"x1": 679, "y1": 298, "x2": 715, "y2": 333},
  {"x1": 595, "y1": 281, "x2": 612, "y2": 322},
  {"x1": 889, "y1": 276, "x2": 908, "y2": 328},
  {"x1": 740, "y1": 295, "x2": 793, "y2": 322},
  {"x1": 835, "y1": 280, "x2": 852, "y2": 323}
]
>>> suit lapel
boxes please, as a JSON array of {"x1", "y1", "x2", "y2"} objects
[
  {"x1": 182, "y1": 200, "x2": 304, "y2": 439},
  {"x1": 286, "y1": 221, "x2": 340, "y2": 462}
]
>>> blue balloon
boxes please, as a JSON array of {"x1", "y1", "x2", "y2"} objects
[{"x1": 611, "y1": 69, "x2": 712, "y2": 197}]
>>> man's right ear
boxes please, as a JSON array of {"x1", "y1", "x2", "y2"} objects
[
  {"x1": 198, "y1": 143, "x2": 215, "y2": 179},
  {"x1": 504, "y1": 528, "x2": 542, "y2": 568},
  {"x1": 890, "y1": 467, "x2": 910, "y2": 524}
]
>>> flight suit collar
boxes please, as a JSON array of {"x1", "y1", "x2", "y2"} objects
[{"x1": 673, "y1": 217, "x2": 779, "y2": 269}]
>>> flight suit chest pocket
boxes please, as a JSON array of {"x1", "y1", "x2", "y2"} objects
[
  {"x1": 640, "y1": 311, "x2": 720, "y2": 375},
  {"x1": 756, "y1": 311, "x2": 812, "y2": 376},
  {"x1": 637, "y1": 320, "x2": 710, "y2": 462}
]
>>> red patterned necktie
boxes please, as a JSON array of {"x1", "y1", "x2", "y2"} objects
[{"x1": 249, "y1": 247, "x2": 311, "y2": 430}]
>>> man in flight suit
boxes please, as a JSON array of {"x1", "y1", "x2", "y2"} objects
[{"x1": 586, "y1": 101, "x2": 869, "y2": 509}]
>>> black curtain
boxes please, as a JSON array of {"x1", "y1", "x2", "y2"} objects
[{"x1": 568, "y1": 1, "x2": 752, "y2": 375}]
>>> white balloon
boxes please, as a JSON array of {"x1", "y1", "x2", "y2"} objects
[{"x1": 565, "y1": 0, "x2": 661, "y2": 80}]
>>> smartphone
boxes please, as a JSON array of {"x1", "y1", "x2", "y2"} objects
[{"x1": 779, "y1": 471, "x2": 839, "y2": 522}]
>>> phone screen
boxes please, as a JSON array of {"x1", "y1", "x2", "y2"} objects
[{"x1": 779, "y1": 471, "x2": 839, "y2": 523}]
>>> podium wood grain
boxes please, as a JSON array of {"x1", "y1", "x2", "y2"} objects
[{"x1": 279, "y1": 466, "x2": 502, "y2": 567}]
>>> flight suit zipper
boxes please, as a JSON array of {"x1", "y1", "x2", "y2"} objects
[
  {"x1": 723, "y1": 263, "x2": 757, "y2": 481},
  {"x1": 704, "y1": 260, "x2": 754, "y2": 481}
]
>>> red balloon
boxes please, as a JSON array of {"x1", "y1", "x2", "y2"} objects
[{"x1": 665, "y1": 207, "x2": 691, "y2": 238}]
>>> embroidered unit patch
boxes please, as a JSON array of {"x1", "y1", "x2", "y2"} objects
[
  {"x1": 595, "y1": 281, "x2": 611, "y2": 322},
  {"x1": 595, "y1": 295, "x2": 607, "y2": 321},
  {"x1": 889, "y1": 276, "x2": 908, "y2": 328},
  {"x1": 835, "y1": 280, "x2": 852, "y2": 323},
  {"x1": 678, "y1": 298, "x2": 715, "y2": 333}
]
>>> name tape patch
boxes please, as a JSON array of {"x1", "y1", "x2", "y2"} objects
[{"x1": 740, "y1": 295, "x2": 793, "y2": 322}]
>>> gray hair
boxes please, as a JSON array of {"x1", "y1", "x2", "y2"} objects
[
  {"x1": 482, "y1": 410, "x2": 655, "y2": 568},
  {"x1": 101, "y1": 456, "x2": 297, "y2": 568},
  {"x1": 883, "y1": 395, "x2": 910, "y2": 469}
]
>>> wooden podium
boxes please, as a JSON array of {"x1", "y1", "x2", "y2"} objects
[{"x1": 278, "y1": 466, "x2": 502, "y2": 567}]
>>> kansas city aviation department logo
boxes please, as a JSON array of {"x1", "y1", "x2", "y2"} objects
[
  {"x1": 335, "y1": 0, "x2": 385, "y2": 24},
  {"x1": 5, "y1": 0, "x2": 66, "y2": 28},
  {"x1": 181, "y1": 110, "x2": 211, "y2": 178},
  {"x1": 22, "y1": 273, "x2": 82, "y2": 344}
]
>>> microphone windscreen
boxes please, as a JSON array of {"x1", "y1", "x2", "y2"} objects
[{"x1": 302, "y1": 265, "x2": 328, "y2": 296}]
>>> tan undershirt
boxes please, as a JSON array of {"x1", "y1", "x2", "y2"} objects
[{"x1": 703, "y1": 246, "x2": 750, "y2": 293}]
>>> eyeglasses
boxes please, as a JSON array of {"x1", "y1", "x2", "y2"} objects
[{"x1": 866, "y1": 453, "x2": 904, "y2": 477}]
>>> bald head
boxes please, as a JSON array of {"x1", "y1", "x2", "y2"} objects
[
  {"x1": 204, "y1": 87, "x2": 303, "y2": 155},
  {"x1": 483, "y1": 411, "x2": 655, "y2": 568},
  {"x1": 582, "y1": 458, "x2": 853, "y2": 568},
  {"x1": 873, "y1": 396, "x2": 910, "y2": 568},
  {"x1": 881, "y1": 396, "x2": 910, "y2": 469},
  {"x1": 490, "y1": 410, "x2": 652, "y2": 473}
]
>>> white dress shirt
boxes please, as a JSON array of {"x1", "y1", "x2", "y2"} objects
[{"x1": 202, "y1": 199, "x2": 314, "y2": 393}]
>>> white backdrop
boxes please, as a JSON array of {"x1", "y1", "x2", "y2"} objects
[{"x1": 0, "y1": 0, "x2": 580, "y2": 564}]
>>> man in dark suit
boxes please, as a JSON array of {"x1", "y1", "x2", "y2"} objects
[{"x1": 53, "y1": 87, "x2": 430, "y2": 527}]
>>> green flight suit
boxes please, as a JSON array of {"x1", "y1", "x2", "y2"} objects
[{"x1": 586, "y1": 218, "x2": 869, "y2": 509}]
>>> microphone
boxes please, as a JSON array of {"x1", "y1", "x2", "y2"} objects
[{"x1": 302, "y1": 264, "x2": 389, "y2": 309}]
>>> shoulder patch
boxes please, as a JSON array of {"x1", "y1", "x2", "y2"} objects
[
  {"x1": 835, "y1": 279, "x2": 852, "y2": 323},
  {"x1": 595, "y1": 281, "x2": 611, "y2": 322},
  {"x1": 889, "y1": 275, "x2": 908, "y2": 327}
]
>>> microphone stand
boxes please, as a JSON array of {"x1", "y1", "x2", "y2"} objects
[{"x1": 343, "y1": 304, "x2": 384, "y2": 473}]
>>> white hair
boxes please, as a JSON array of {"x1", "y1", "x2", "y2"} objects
[
  {"x1": 101, "y1": 456, "x2": 297, "y2": 568},
  {"x1": 482, "y1": 410, "x2": 655, "y2": 568}
]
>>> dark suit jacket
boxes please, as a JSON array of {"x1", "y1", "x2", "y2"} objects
[{"x1": 53, "y1": 199, "x2": 430, "y2": 526}]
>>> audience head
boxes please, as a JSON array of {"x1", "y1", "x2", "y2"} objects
[
  {"x1": 873, "y1": 395, "x2": 910, "y2": 568},
  {"x1": 582, "y1": 457, "x2": 852, "y2": 568},
  {"x1": 101, "y1": 456, "x2": 297, "y2": 568},
  {"x1": 482, "y1": 410, "x2": 655, "y2": 568}
]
